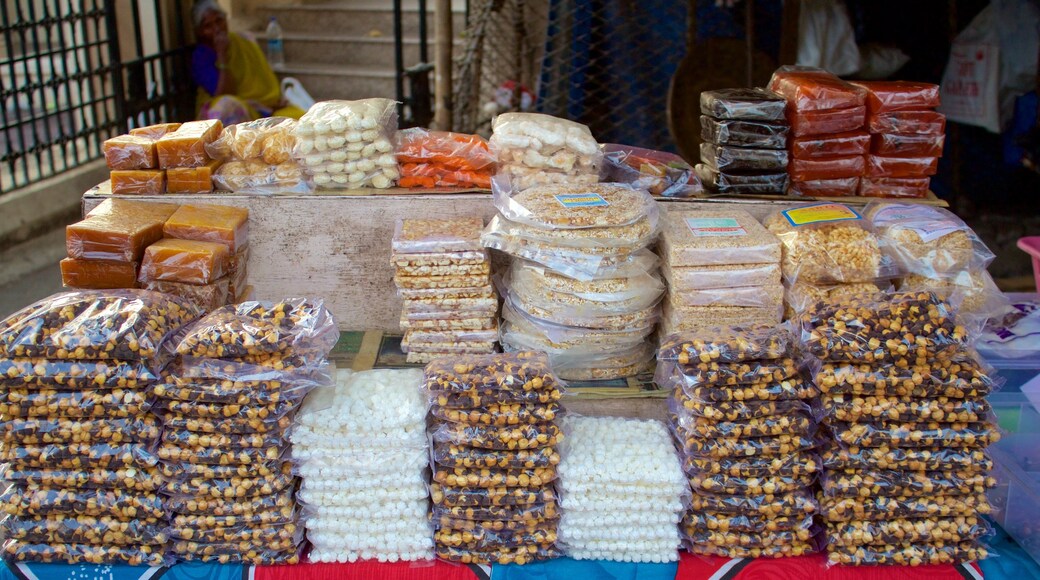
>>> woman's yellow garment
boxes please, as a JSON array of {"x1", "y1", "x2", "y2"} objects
[{"x1": 197, "y1": 33, "x2": 304, "y2": 120}]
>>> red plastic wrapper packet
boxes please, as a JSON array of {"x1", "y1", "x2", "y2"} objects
[
  {"x1": 788, "y1": 156, "x2": 865, "y2": 181},
  {"x1": 788, "y1": 106, "x2": 866, "y2": 137},
  {"x1": 791, "y1": 131, "x2": 869, "y2": 159},
  {"x1": 866, "y1": 155, "x2": 938, "y2": 178}
]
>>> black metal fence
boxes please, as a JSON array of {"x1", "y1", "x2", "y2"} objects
[{"x1": 0, "y1": 0, "x2": 194, "y2": 195}]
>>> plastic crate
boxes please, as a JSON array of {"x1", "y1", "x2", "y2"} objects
[
  {"x1": 978, "y1": 293, "x2": 1040, "y2": 393},
  {"x1": 989, "y1": 392, "x2": 1040, "y2": 564}
]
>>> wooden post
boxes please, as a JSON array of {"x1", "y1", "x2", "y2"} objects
[{"x1": 434, "y1": 0, "x2": 453, "y2": 130}]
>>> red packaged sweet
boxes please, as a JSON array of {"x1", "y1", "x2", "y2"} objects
[
  {"x1": 871, "y1": 133, "x2": 945, "y2": 157},
  {"x1": 768, "y1": 66, "x2": 868, "y2": 112},
  {"x1": 858, "y1": 177, "x2": 930, "y2": 198},
  {"x1": 868, "y1": 111, "x2": 946, "y2": 135},
  {"x1": 866, "y1": 155, "x2": 938, "y2": 178},
  {"x1": 788, "y1": 106, "x2": 866, "y2": 137},
  {"x1": 791, "y1": 131, "x2": 870, "y2": 159},
  {"x1": 789, "y1": 156, "x2": 865, "y2": 181},
  {"x1": 788, "y1": 177, "x2": 860, "y2": 197},
  {"x1": 851, "y1": 81, "x2": 941, "y2": 114}
]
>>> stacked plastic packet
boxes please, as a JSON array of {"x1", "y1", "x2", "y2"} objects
[
  {"x1": 867, "y1": 203, "x2": 1009, "y2": 325},
  {"x1": 557, "y1": 416, "x2": 686, "y2": 562},
  {"x1": 0, "y1": 290, "x2": 201, "y2": 566},
  {"x1": 800, "y1": 290, "x2": 998, "y2": 565},
  {"x1": 853, "y1": 82, "x2": 944, "y2": 198},
  {"x1": 697, "y1": 88, "x2": 790, "y2": 195},
  {"x1": 292, "y1": 369, "x2": 433, "y2": 563},
  {"x1": 396, "y1": 128, "x2": 495, "y2": 189},
  {"x1": 392, "y1": 218, "x2": 499, "y2": 364},
  {"x1": 206, "y1": 117, "x2": 310, "y2": 194},
  {"x1": 486, "y1": 183, "x2": 663, "y2": 381},
  {"x1": 764, "y1": 202, "x2": 895, "y2": 319},
  {"x1": 154, "y1": 298, "x2": 338, "y2": 565},
  {"x1": 425, "y1": 352, "x2": 564, "y2": 565},
  {"x1": 658, "y1": 208, "x2": 783, "y2": 338},
  {"x1": 293, "y1": 98, "x2": 399, "y2": 189},
  {"x1": 769, "y1": 66, "x2": 868, "y2": 197},
  {"x1": 488, "y1": 113, "x2": 601, "y2": 190},
  {"x1": 656, "y1": 326, "x2": 822, "y2": 558}
]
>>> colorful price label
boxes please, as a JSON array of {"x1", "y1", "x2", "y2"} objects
[
  {"x1": 554, "y1": 193, "x2": 609, "y2": 208},
  {"x1": 782, "y1": 203, "x2": 861, "y2": 227},
  {"x1": 685, "y1": 217, "x2": 747, "y2": 237}
]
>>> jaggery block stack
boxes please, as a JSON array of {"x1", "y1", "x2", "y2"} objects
[{"x1": 697, "y1": 88, "x2": 790, "y2": 195}]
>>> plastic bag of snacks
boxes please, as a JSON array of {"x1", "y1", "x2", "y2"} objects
[
  {"x1": 395, "y1": 128, "x2": 495, "y2": 189},
  {"x1": 206, "y1": 117, "x2": 310, "y2": 194},
  {"x1": 600, "y1": 144, "x2": 697, "y2": 197},
  {"x1": 767, "y1": 66, "x2": 868, "y2": 112},
  {"x1": 866, "y1": 203, "x2": 995, "y2": 276},
  {"x1": 489, "y1": 113, "x2": 601, "y2": 191},
  {"x1": 493, "y1": 182, "x2": 657, "y2": 232},
  {"x1": 294, "y1": 99, "x2": 399, "y2": 189}
]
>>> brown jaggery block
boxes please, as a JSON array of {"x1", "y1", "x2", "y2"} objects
[
  {"x1": 130, "y1": 123, "x2": 182, "y2": 139},
  {"x1": 167, "y1": 159, "x2": 221, "y2": 194},
  {"x1": 144, "y1": 277, "x2": 230, "y2": 312},
  {"x1": 110, "y1": 169, "x2": 165, "y2": 195},
  {"x1": 164, "y1": 204, "x2": 249, "y2": 251},
  {"x1": 60, "y1": 258, "x2": 138, "y2": 289},
  {"x1": 139, "y1": 238, "x2": 230, "y2": 284},
  {"x1": 103, "y1": 135, "x2": 157, "y2": 170},
  {"x1": 66, "y1": 199, "x2": 179, "y2": 262},
  {"x1": 156, "y1": 119, "x2": 222, "y2": 168}
]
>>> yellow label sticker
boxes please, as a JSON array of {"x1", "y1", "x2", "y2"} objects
[{"x1": 782, "y1": 203, "x2": 861, "y2": 227}]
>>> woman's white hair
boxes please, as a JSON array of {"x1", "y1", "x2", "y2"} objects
[{"x1": 193, "y1": 0, "x2": 226, "y2": 28}]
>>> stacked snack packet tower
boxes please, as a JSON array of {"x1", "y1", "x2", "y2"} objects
[
  {"x1": 657, "y1": 208, "x2": 783, "y2": 338},
  {"x1": 768, "y1": 66, "x2": 868, "y2": 198},
  {"x1": 854, "y1": 82, "x2": 944, "y2": 198},
  {"x1": 485, "y1": 181, "x2": 663, "y2": 382},
  {"x1": 0, "y1": 290, "x2": 200, "y2": 566},
  {"x1": 799, "y1": 290, "x2": 999, "y2": 565},
  {"x1": 391, "y1": 218, "x2": 499, "y2": 364},
  {"x1": 868, "y1": 203, "x2": 1009, "y2": 323},
  {"x1": 424, "y1": 351, "x2": 564, "y2": 565},
  {"x1": 154, "y1": 298, "x2": 338, "y2": 565},
  {"x1": 293, "y1": 99, "x2": 400, "y2": 189},
  {"x1": 656, "y1": 326, "x2": 822, "y2": 558},
  {"x1": 696, "y1": 88, "x2": 790, "y2": 195},
  {"x1": 556, "y1": 416, "x2": 687, "y2": 563},
  {"x1": 763, "y1": 202, "x2": 893, "y2": 320},
  {"x1": 292, "y1": 369, "x2": 434, "y2": 563},
  {"x1": 103, "y1": 122, "x2": 182, "y2": 195},
  {"x1": 62, "y1": 198, "x2": 178, "y2": 290}
]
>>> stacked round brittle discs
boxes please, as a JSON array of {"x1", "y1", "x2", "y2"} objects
[
  {"x1": 0, "y1": 290, "x2": 199, "y2": 566},
  {"x1": 801, "y1": 290, "x2": 998, "y2": 565},
  {"x1": 425, "y1": 352, "x2": 564, "y2": 565},
  {"x1": 392, "y1": 218, "x2": 499, "y2": 363},
  {"x1": 557, "y1": 416, "x2": 687, "y2": 562},
  {"x1": 656, "y1": 325, "x2": 821, "y2": 558},
  {"x1": 292, "y1": 368, "x2": 434, "y2": 563},
  {"x1": 155, "y1": 298, "x2": 338, "y2": 565}
]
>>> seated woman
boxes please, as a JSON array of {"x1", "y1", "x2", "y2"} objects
[{"x1": 191, "y1": 0, "x2": 305, "y2": 124}]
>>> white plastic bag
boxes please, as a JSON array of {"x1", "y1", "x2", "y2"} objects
[
  {"x1": 282, "y1": 77, "x2": 315, "y2": 111},
  {"x1": 796, "y1": 0, "x2": 861, "y2": 77}
]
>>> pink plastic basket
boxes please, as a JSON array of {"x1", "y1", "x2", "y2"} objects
[{"x1": 1018, "y1": 237, "x2": 1040, "y2": 292}]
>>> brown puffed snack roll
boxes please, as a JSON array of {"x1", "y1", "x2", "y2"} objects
[
  {"x1": 172, "y1": 506, "x2": 298, "y2": 530},
  {"x1": 432, "y1": 502, "x2": 558, "y2": 523},
  {"x1": 674, "y1": 411, "x2": 816, "y2": 439},
  {"x1": 171, "y1": 356, "x2": 330, "y2": 382},
  {"x1": 815, "y1": 356, "x2": 995, "y2": 399},
  {"x1": 687, "y1": 541, "x2": 817, "y2": 558},
  {"x1": 821, "y1": 493, "x2": 992, "y2": 522},
  {"x1": 165, "y1": 486, "x2": 295, "y2": 516},
  {"x1": 0, "y1": 357, "x2": 159, "y2": 390},
  {"x1": 174, "y1": 298, "x2": 337, "y2": 359},
  {"x1": 422, "y1": 351, "x2": 557, "y2": 394},
  {"x1": 3, "y1": 466, "x2": 163, "y2": 492},
  {"x1": 683, "y1": 452, "x2": 821, "y2": 478},
  {"x1": 170, "y1": 539, "x2": 301, "y2": 565},
  {"x1": 0, "y1": 290, "x2": 200, "y2": 361},
  {"x1": 431, "y1": 388, "x2": 563, "y2": 409},
  {"x1": 826, "y1": 541, "x2": 986, "y2": 566},
  {"x1": 664, "y1": 355, "x2": 802, "y2": 387},
  {"x1": 164, "y1": 412, "x2": 294, "y2": 434},
  {"x1": 433, "y1": 466, "x2": 557, "y2": 488},
  {"x1": 688, "y1": 489, "x2": 818, "y2": 518},
  {"x1": 160, "y1": 471, "x2": 296, "y2": 500},
  {"x1": 430, "y1": 482, "x2": 556, "y2": 508},
  {"x1": 800, "y1": 291, "x2": 968, "y2": 364},
  {"x1": 150, "y1": 379, "x2": 303, "y2": 406},
  {"x1": 433, "y1": 444, "x2": 561, "y2": 469},
  {"x1": 827, "y1": 516, "x2": 990, "y2": 547},
  {"x1": 435, "y1": 544, "x2": 562, "y2": 566},
  {"x1": 170, "y1": 519, "x2": 301, "y2": 543},
  {"x1": 433, "y1": 514, "x2": 559, "y2": 533},
  {"x1": 160, "y1": 428, "x2": 287, "y2": 450},
  {"x1": 822, "y1": 394, "x2": 991, "y2": 423},
  {"x1": 821, "y1": 444, "x2": 992, "y2": 472},
  {"x1": 433, "y1": 422, "x2": 562, "y2": 451},
  {"x1": 682, "y1": 432, "x2": 816, "y2": 459},
  {"x1": 683, "y1": 526, "x2": 815, "y2": 548},
  {"x1": 2, "y1": 515, "x2": 168, "y2": 545},
  {"x1": 2, "y1": 540, "x2": 167, "y2": 566},
  {"x1": 0, "y1": 443, "x2": 159, "y2": 470},
  {"x1": 821, "y1": 469, "x2": 996, "y2": 499},
  {"x1": 430, "y1": 402, "x2": 561, "y2": 426},
  {"x1": 0, "y1": 388, "x2": 153, "y2": 419},
  {"x1": 0, "y1": 487, "x2": 165, "y2": 519},
  {"x1": 683, "y1": 511, "x2": 814, "y2": 534},
  {"x1": 680, "y1": 379, "x2": 819, "y2": 404},
  {"x1": 2, "y1": 415, "x2": 160, "y2": 446},
  {"x1": 159, "y1": 460, "x2": 293, "y2": 482},
  {"x1": 434, "y1": 526, "x2": 558, "y2": 550},
  {"x1": 154, "y1": 397, "x2": 299, "y2": 420},
  {"x1": 688, "y1": 472, "x2": 816, "y2": 496},
  {"x1": 658, "y1": 326, "x2": 793, "y2": 364},
  {"x1": 156, "y1": 443, "x2": 287, "y2": 465},
  {"x1": 670, "y1": 390, "x2": 814, "y2": 421},
  {"x1": 828, "y1": 420, "x2": 999, "y2": 449}
]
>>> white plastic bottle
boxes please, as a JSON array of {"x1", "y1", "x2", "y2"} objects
[{"x1": 266, "y1": 16, "x2": 285, "y2": 69}]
